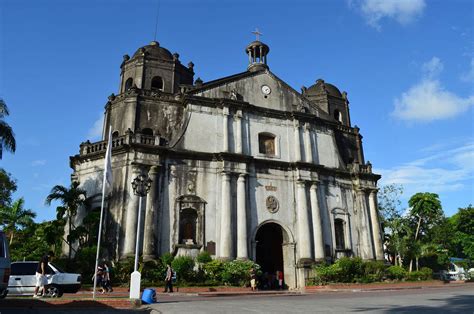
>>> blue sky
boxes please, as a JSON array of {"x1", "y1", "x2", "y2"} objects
[{"x1": 1, "y1": 0, "x2": 473, "y2": 222}]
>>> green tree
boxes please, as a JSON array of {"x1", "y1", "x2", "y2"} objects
[
  {"x1": 407, "y1": 192, "x2": 443, "y2": 271},
  {"x1": 0, "y1": 98, "x2": 16, "y2": 159},
  {"x1": 378, "y1": 184, "x2": 406, "y2": 265},
  {"x1": 0, "y1": 198, "x2": 36, "y2": 244},
  {"x1": 451, "y1": 205, "x2": 474, "y2": 260},
  {"x1": 45, "y1": 181, "x2": 87, "y2": 259},
  {"x1": 0, "y1": 168, "x2": 17, "y2": 207}
]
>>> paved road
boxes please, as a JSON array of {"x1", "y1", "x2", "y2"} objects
[
  {"x1": 147, "y1": 285, "x2": 474, "y2": 314},
  {"x1": 1, "y1": 285, "x2": 472, "y2": 314}
]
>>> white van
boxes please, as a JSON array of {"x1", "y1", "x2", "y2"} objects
[{"x1": 0, "y1": 231, "x2": 11, "y2": 298}]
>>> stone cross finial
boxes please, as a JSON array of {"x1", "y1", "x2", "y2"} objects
[{"x1": 252, "y1": 28, "x2": 262, "y2": 41}]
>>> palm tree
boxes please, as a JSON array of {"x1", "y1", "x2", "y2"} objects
[
  {"x1": 45, "y1": 181, "x2": 87, "y2": 259},
  {"x1": 408, "y1": 192, "x2": 442, "y2": 271},
  {"x1": 0, "y1": 198, "x2": 36, "y2": 244},
  {"x1": 0, "y1": 98, "x2": 16, "y2": 159}
]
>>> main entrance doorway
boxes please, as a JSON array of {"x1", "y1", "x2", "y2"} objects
[{"x1": 255, "y1": 223, "x2": 284, "y2": 275}]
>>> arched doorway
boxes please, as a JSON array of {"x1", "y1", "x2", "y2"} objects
[{"x1": 255, "y1": 223, "x2": 283, "y2": 275}]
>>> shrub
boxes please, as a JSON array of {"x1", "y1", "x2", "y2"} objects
[
  {"x1": 335, "y1": 257, "x2": 364, "y2": 282},
  {"x1": 363, "y1": 260, "x2": 386, "y2": 282},
  {"x1": 386, "y1": 265, "x2": 406, "y2": 280},
  {"x1": 196, "y1": 251, "x2": 212, "y2": 264},
  {"x1": 74, "y1": 246, "x2": 97, "y2": 281},
  {"x1": 113, "y1": 257, "x2": 134, "y2": 284},
  {"x1": 312, "y1": 263, "x2": 342, "y2": 285},
  {"x1": 221, "y1": 260, "x2": 260, "y2": 286},
  {"x1": 419, "y1": 267, "x2": 433, "y2": 280},
  {"x1": 407, "y1": 270, "x2": 424, "y2": 281},
  {"x1": 171, "y1": 256, "x2": 195, "y2": 282},
  {"x1": 160, "y1": 252, "x2": 174, "y2": 267},
  {"x1": 142, "y1": 259, "x2": 166, "y2": 286},
  {"x1": 202, "y1": 259, "x2": 224, "y2": 282}
]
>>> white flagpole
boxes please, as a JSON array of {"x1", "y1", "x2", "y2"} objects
[{"x1": 93, "y1": 127, "x2": 112, "y2": 299}]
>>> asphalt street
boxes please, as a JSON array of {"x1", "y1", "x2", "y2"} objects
[
  {"x1": 1, "y1": 285, "x2": 472, "y2": 314},
  {"x1": 147, "y1": 285, "x2": 474, "y2": 314}
]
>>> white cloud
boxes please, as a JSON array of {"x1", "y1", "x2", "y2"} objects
[
  {"x1": 422, "y1": 57, "x2": 443, "y2": 79},
  {"x1": 392, "y1": 57, "x2": 474, "y2": 122},
  {"x1": 461, "y1": 58, "x2": 474, "y2": 82},
  {"x1": 87, "y1": 113, "x2": 104, "y2": 140},
  {"x1": 375, "y1": 141, "x2": 474, "y2": 197},
  {"x1": 350, "y1": 0, "x2": 426, "y2": 30},
  {"x1": 31, "y1": 160, "x2": 46, "y2": 166}
]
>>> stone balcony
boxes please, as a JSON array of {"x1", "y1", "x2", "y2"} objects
[{"x1": 79, "y1": 131, "x2": 160, "y2": 156}]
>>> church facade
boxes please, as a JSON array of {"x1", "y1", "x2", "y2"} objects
[{"x1": 70, "y1": 38, "x2": 384, "y2": 289}]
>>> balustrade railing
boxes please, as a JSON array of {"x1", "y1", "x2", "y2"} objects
[{"x1": 79, "y1": 133, "x2": 159, "y2": 156}]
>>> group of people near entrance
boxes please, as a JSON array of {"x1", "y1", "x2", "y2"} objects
[
  {"x1": 250, "y1": 268, "x2": 284, "y2": 291},
  {"x1": 33, "y1": 250, "x2": 282, "y2": 297}
]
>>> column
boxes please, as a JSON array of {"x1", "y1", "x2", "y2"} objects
[
  {"x1": 220, "y1": 172, "x2": 232, "y2": 259},
  {"x1": 357, "y1": 189, "x2": 374, "y2": 260},
  {"x1": 236, "y1": 174, "x2": 248, "y2": 259},
  {"x1": 235, "y1": 110, "x2": 243, "y2": 154},
  {"x1": 369, "y1": 190, "x2": 384, "y2": 260},
  {"x1": 296, "y1": 181, "x2": 312, "y2": 261},
  {"x1": 143, "y1": 165, "x2": 159, "y2": 260},
  {"x1": 222, "y1": 107, "x2": 229, "y2": 152},
  {"x1": 123, "y1": 166, "x2": 141, "y2": 256},
  {"x1": 310, "y1": 183, "x2": 325, "y2": 261},
  {"x1": 293, "y1": 120, "x2": 302, "y2": 162},
  {"x1": 304, "y1": 123, "x2": 313, "y2": 163}
]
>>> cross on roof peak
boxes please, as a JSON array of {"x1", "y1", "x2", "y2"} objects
[{"x1": 252, "y1": 28, "x2": 263, "y2": 41}]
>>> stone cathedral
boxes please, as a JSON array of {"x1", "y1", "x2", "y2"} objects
[{"x1": 70, "y1": 38, "x2": 384, "y2": 289}]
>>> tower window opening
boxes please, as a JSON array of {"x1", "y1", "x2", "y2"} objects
[
  {"x1": 334, "y1": 109, "x2": 342, "y2": 123},
  {"x1": 124, "y1": 78, "x2": 133, "y2": 91},
  {"x1": 151, "y1": 76, "x2": 164, "y2": 91}
]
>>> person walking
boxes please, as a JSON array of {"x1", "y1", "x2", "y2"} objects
[
  {"x1": 163, "y1": 263, "x2": 174, "y2": 293},
  {"x1": 250, "y1": 268, "x2": 257, "y2": 291},
  {"x1": 102, "y1": 261, "x2": 113, "y2": 293},
  {"x1": 277, "y1": 270, "x2": 284, "y2": 290},
  {"x1": 34, "y1": 251, "x2": 54, "y2": 298}
]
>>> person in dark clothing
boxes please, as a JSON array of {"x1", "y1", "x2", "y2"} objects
[
  {"x1": 34, "y1": 251, "x2": 54, "y2": 297},
  {"x1": 163, "y1": 263, "x2": 174, "y2": 293}
]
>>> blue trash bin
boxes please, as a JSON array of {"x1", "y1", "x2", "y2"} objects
[{"x1": 141, "y1": 288, "x2": 157, "y2": 304}]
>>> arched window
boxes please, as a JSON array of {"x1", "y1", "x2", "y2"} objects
[
  {"x1": 334, "y1": 109, "x2": 342, "y2": 123},
  {"x1": 142, "y1": 128, "x2": 153, "y2": 136},
  {"x1": 334, "y1": 218, "x2": 345, "y2": 250},
  {"x1": 112, "y1": 131, "x2": 119, "y2": 138},
  {"x1": 151, "y1": 76, "x2": 164, "y2": 90},
  {"x1": 179, "y1": 208, "x2": 198, "y2": 244},
  {"x1": 258, "y1": 133, "x2": 276, "y2": 156},
  {"x1": 124, "y1": 78, "x2": 133, "y2": 91}
]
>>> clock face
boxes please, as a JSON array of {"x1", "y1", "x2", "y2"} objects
[{"x1": 261, "y1": 85, "x2": 271, "y2": 95}]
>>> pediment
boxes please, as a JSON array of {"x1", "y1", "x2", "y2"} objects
[{"x1": 190, "y1": 70, "x2": 322, "y2": 116}]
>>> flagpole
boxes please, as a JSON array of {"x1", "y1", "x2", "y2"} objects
[{"x1": 93, "y1": 128, "x2": 112, "y2": 299}]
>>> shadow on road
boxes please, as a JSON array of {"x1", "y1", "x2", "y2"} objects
[
  {"x1": 352, "y1": 294, "x2": 474, "y2": 313},
  {"x1": 0, "y1": 298, "x2": 151, "y2": 313}
]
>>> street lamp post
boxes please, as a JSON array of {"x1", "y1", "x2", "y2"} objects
[{"x1": 129, "y1": 173, "x2": 152, "y2": 300}]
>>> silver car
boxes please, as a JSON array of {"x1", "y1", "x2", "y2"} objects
[{"x1": 8, "y1": 261, "x2": 81, "y2": 297}]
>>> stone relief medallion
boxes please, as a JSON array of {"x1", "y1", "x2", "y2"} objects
[{"x1": 266, "y1": 196, "x2": 279, "y2": 213}]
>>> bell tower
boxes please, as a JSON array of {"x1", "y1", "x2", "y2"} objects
[
  {"x1": 246, "y1": 29, "x2": 270, "y2": 72},
  {"x1": 119, "y1": 41, "x2": 194, "y2": 94}
]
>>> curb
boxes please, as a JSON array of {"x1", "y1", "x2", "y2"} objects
[{"x1": 304, "y1": 281, "x2": 474, "y2": 293}]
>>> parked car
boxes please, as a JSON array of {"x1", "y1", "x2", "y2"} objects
[
  {"x1": 8, "y1": 261, "x2": 81, "y2": 297},
  {"x1": 0, "y1": 231, "x2": 11, "y2": 298}
]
